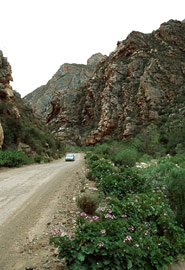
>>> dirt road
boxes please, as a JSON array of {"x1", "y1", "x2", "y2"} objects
[
  {"x1": 0, "y1": 153, "x2": 85, "y2": 270},
  {"x1": 0, "y1": 154, "x2": 184, "y2": 270}
]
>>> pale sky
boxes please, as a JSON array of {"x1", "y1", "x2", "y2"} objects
[{"x1": 0, "y1": 0, "x2": 184, "y2": 97}]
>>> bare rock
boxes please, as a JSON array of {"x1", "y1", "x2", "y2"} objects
[
  {"x1": 0, "y1": 121, "x2": 4, "y2": 148},
  {"x1": 24, "y1": 20, "x2": 185, "y2": 145}
]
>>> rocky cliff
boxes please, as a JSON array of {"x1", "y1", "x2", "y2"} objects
[
  {"x1": 25, "y1": 20, "x2": 185, "y2": 145},
  {"x1": 0, "y1": 50, "x2": 62, "y2": 154},
  {"x1": 24, "y1": 53, "x2": 106, "y2": 117},
  {"x1": 0, "y1": 50, "x2": 15, "y2": 148}
]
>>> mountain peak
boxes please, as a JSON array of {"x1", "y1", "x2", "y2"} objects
[
  {"x1": 87, "y1": 53, "x2": 107, "y2": 66},
  {"x1": 25, "y1": 19, "x2": 185, "y2": 145}
]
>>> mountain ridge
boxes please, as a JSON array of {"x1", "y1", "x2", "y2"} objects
[
  {"x1": 24, "y1": 19, "x2": 185, "y2": 146},
  {"x1": 0, "y1": 50, "x2": 64, "y2": 157}
]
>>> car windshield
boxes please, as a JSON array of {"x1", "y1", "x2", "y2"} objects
[{"x1": 66, "y1": 154, "x2": 74, "y2": 157}]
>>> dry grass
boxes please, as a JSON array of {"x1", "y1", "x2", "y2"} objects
[{"x1": 169, "y1": 262, "x2": 185, "y2": 270}]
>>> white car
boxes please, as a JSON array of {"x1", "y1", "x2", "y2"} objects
[{"x1": 65, "y1": 153, "x2": 75, "y2": 161}]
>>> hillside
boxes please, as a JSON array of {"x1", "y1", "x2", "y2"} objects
[
  {"x1": 24, "y1": 20, "x2": 185, "y2": 149},
  {"x1": 0, "y1": 50, "x2": 64, "y2": 158}
]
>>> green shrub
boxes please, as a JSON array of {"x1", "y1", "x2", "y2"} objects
[
  {"x1": 114, "y1": 147, "x2": 138, "y2": 167},
  {"x1": 170, "y1": 154, "x2": 185, "y2": 167},
  {"x1": 0, "y1": 150, "x2": 31, "y2": 167},
  {"x1": 86, "y1": 154, "x2": 100, "y2": 166},
  {"x1": 34, "y1": 154, "x2": 43, "y2": 163},
  {"x1": 94, "y1": 143, "x2": 110, "y2": 156},
  {"x1": 88, "y1": 159, "x2": 116, "y2": 179},
  {"x1": 3, "y1": 117, "x2": 22, "y2": 147},
  {"x1": 86, "y1": 170, "x2": 96, "y2": 181},
  {"x1": 85, "y1": 156, "x2": 146, "y2": 199},
  {"x1": 167, "y1": 127, "x2": 185, "y2": 155},
  {"x1": 135, "y1": 157, "x2": 185, "y2": 227},
  {"x1": 137, "y1": 159, "x2": 176, "y2": 190},
  {"x1": 133, "y1": 124, "x2": 165, "y2": 157},
  {"x1": 99, "y1": 168, "x2": 146, "y2": 200},
  {"x1": 76, "y1": 193, "x2": 101, "y2": 215},
  {"x1": 51, "y1": 191, "x2": 185, "y2": 270},
  {"x1": 50, "y1": 145, "x2": 185, "y2": 269},
  {"x1": 139, "y1": 154, "x2": 153, "y2": 162},
  {"x1": 168, "y1": 168, "x2": 185, "y2": 228},
  {"x1": 43, "y1": 157, "x2": 52, "y2": 163}
]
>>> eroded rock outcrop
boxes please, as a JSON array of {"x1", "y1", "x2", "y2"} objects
[
  {"x1": 0, "y1": 50, "x2": 18, "y2": 148},
  {"x1": 25, "y1": 53, "x2": 106, "y2": 117},
  {"x1": 0, "y1": 121, "x2": 4, "y2": 148},
  {"x1": 0, "y1": 50, "x2": 63, "y2": 153},
  {"x1": 25, "y1": 20, "x2": 185, "y2": 145},
  {"x1": 0, "y1": 50, "x2": 14, "y2": 99},
  {"x1": 24, "y1": 53, "x2": 106, "y2": 144}
]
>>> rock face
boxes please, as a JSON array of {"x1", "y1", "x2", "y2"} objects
[
  {"x1": 0, "y1": 121, "x2": 4, "y2": 148},
  {"x1": 0, "y1": 50, "x2": 59, "y2": 153},
  {"x1": 0, "y1": 50, "x2": 14, "y2": 99},
  {"x1": 25, "y1": 53, "x2": 106, "y2": 117},
  {"x1": 0, "y1": 50, "x2": 16, "y2": 148},
  {"x1": 24, "y1": 53, "x2": 106, "y2": 144},
  {"x1": 25, "y1": 20, "x2": 185, "y2": 145}
]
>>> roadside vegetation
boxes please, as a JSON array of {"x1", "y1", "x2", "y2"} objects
[
  {"x1": 0, "y1": 98, "x2": 66, "y2": 167},
  {"x1": 50, "y1": 127, "x2": 185, "y2": 270}
]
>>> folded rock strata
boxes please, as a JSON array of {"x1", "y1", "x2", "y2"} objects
[{"x1": 24, "y1": 20, "x2": 185, "y2": 145}]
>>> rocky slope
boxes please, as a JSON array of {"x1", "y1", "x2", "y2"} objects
[
  {"x1": 0, "y1": 50, "x2": 16, "y2": 148},
  {"x1": 25, "y1": 19, "x2": 185, "y2": 145},
  {"x1": 24, "y1": 53, "x2": 106, "y2": 117},
  {"x1": 0, "y1": 50, "x2": 62, "y2": 154}
]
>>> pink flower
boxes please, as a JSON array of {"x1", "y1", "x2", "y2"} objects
[
  {"x1": 105, "y1": 197, "x2": 111, "y2": 200},
  {"x1": 163, "y1": 213, "x2": 167, "y2": 216},
  {"x1": 80, "y1": 212, "x2": 87, "y2": 217},
  {"x1": 105, "y1": 213, "x2": 115, "y2": 219},
  {"x1": 68, "y1": 234, "x2": 73, "y2": 239},
  {"x1": 101, "y1": 229, "x2": 106, "y2": 234},
  {"x1": 122, "y1": 214, "x2": 127, "y2": 219},
  {"x1": 128, "y1": 226, "x2": 135, "y2": 232},
  {"x1": 55, "y1": 229, "x2": 62, "y2": 234},
  {"x1": 100, "y1": 207, "x2": 105, "y2": 212},
  {"x1": 107, "y1": 209, "x2": 112, "y2": 214},
  {"x1": 144, "y1": 230, "x2": 150, "y2": 235},
  {"x1": 123, "y1": 235, "x2": 132, "y2": 242},
  {"x1": 135, "y1": 243, "x2": 139, "y2": 248},
  {"x1": 93, "y1": 216, "x2": 99, "y2": 221},
  {"x1": 98, "y1": 242, "x2": 104, "y2": 247}
]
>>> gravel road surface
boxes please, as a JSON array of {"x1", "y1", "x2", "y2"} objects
[
  {"x1": 0, "y1": 153, "x2": 85, "y2": 270},
  {"x1": 0, "y1": 153, "x2": 184, "y2": 270}
]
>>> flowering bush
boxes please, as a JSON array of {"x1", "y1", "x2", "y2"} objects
[
  {"x1": 50, "y1": 190, "x2": 185, "y2": 270},
  {"x1": 137, "y1": 158, "x2": 185, "y2": 228},
  {"x1": 50, "y1": 153, "x2": 185, "y2": 269},
  {"x1": 88, "y1": 159, "x2": 146, "y2": 199},
  {"x1": 99, "y1": 168, "x2": 146, "y2": 200}
]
